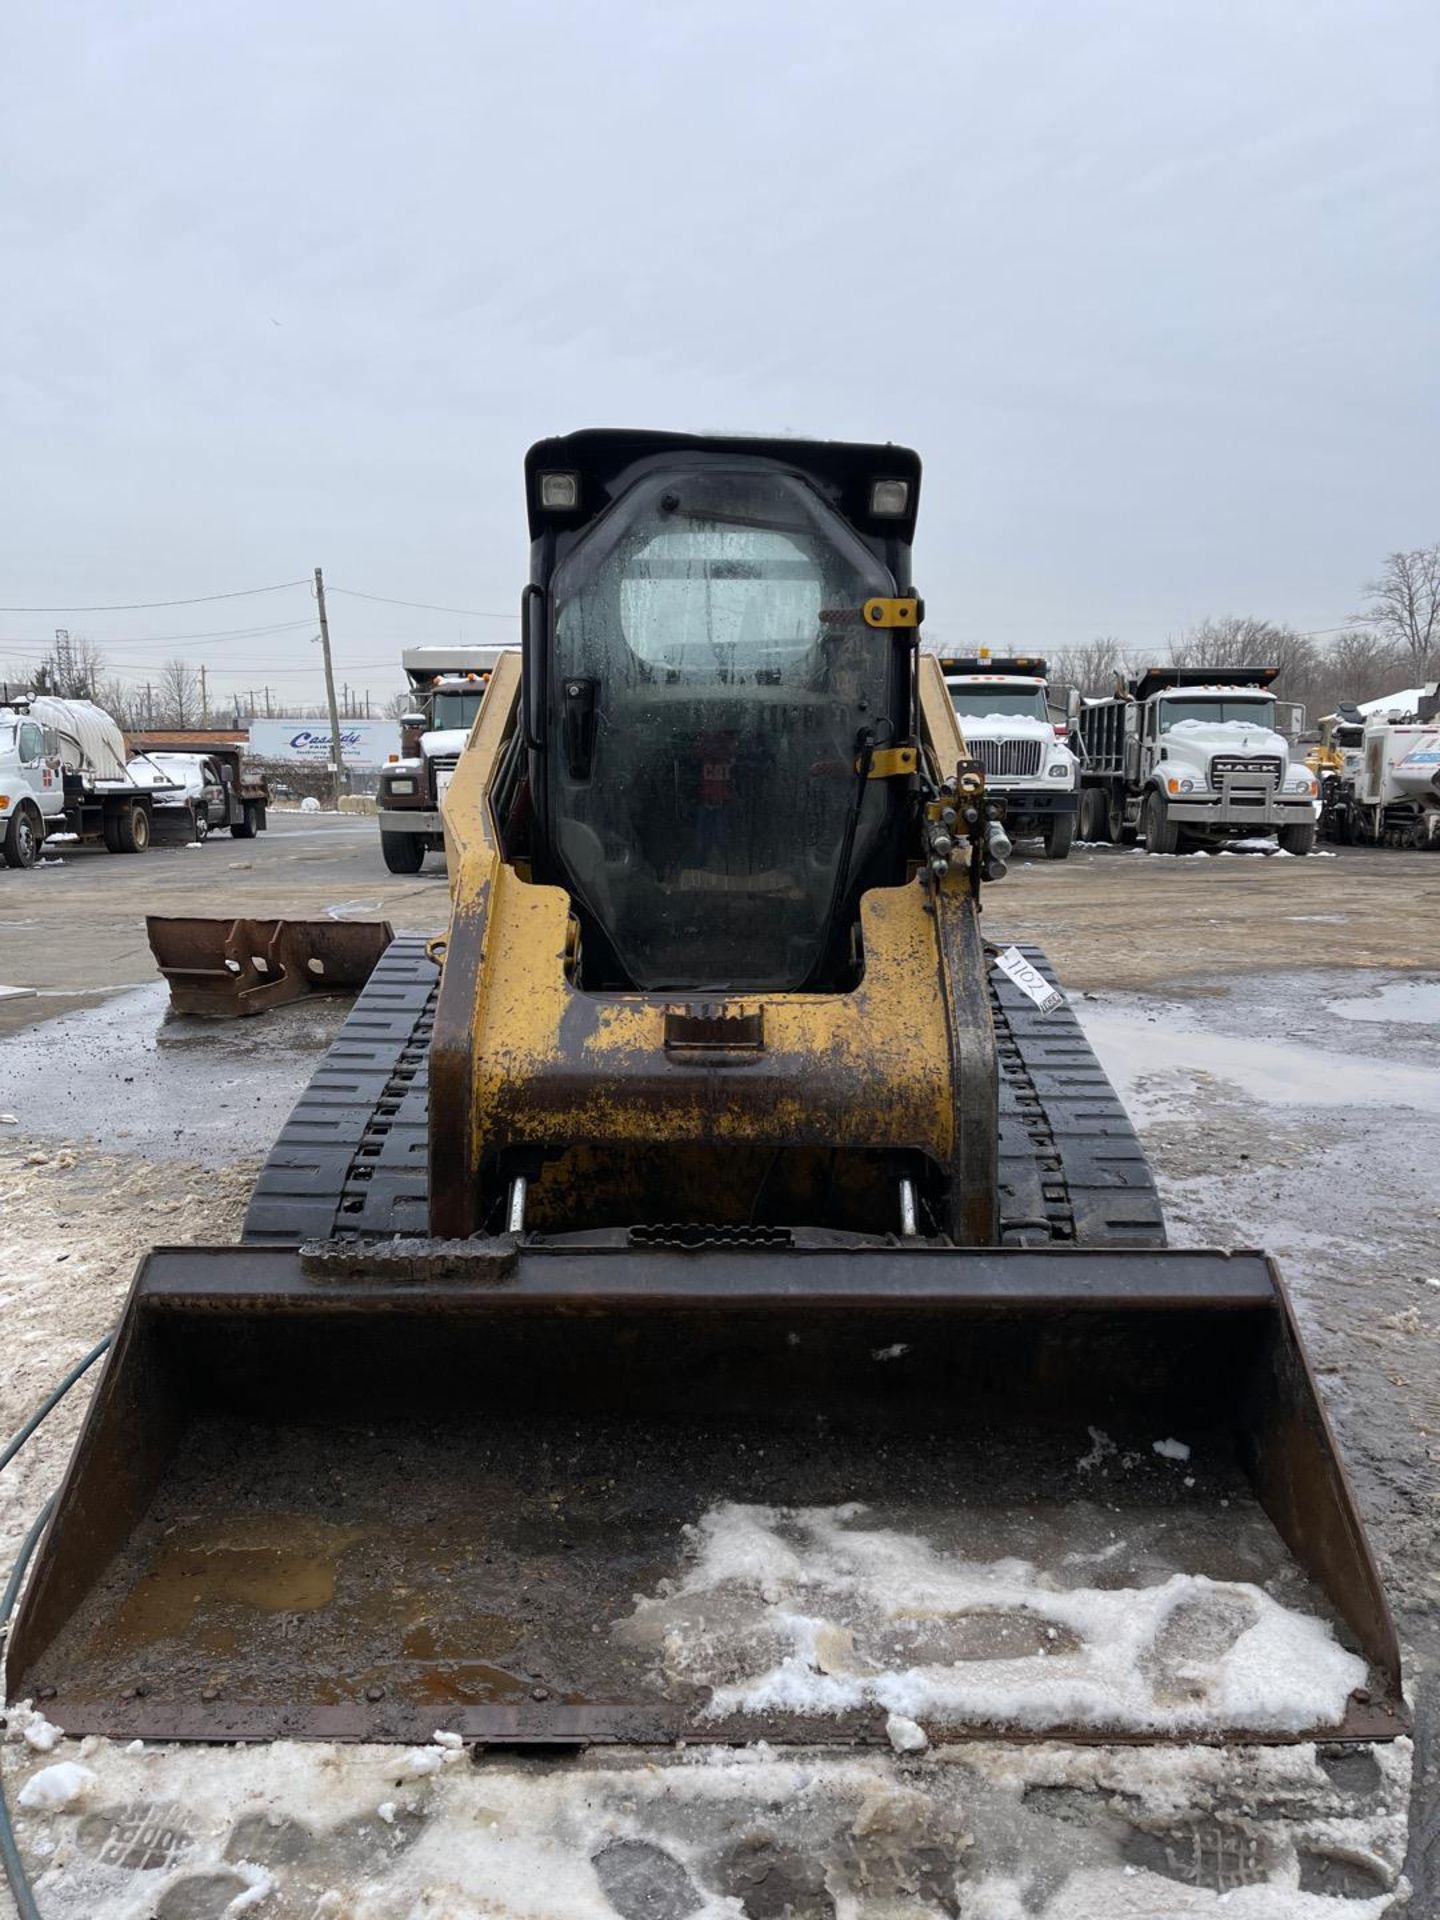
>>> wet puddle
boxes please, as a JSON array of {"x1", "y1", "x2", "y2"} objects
[
  {"x1": 1080, "y1": 1010, "x2": 1440, "y2": 1116},
  {"x1": 1326, "y1": 977, "x2": 1440, "y2": 1024},
  {"x1": 0, "y1": 980, "x2": 347, "y2": 1161},
  {"x1": 96, "y1": 1514, "x2": 363, "y2": 1654}
]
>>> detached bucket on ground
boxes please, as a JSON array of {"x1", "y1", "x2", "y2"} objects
[
  {"x1": 6, "y1": 1243, "x2": 1402, "y2": 1748},
  {"x1": 146, "y1": 916, "x2": 393, "y2": 1016}
]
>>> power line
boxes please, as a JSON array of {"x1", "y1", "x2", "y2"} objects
[
  {"x1": 0, "y1": 579, "x2": 310, "y2": 613},
  {"x1": 0, "y1": 619, "x2": 318, "y2": 651},
  {"x1": 329, "y1": 586, "x2": 516, "y2": 620}
]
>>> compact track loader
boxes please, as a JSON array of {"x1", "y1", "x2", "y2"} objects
[{"x1": 8, "y1": 433, "x2": 1401, "y2": 1762}]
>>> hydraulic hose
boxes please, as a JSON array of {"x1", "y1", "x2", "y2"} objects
[{"x1": 0, "y1": 1334, "x2": 113, "y2": 1920}]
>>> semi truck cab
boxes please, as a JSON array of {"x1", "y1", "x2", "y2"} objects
[
  {"x1": 377, "y1": 647, "x2": 513, "y2": 873},
  {"x1": 941, "y1": 654, "x2": 1078, "y2": 860}
]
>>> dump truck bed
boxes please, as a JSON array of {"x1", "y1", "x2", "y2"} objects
[{"x1": 8, "y1": 1244, "x2": 1401, "y2": 1749}]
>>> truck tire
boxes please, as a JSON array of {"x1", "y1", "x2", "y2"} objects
[
  {"x1": 1106, "y1": 792, "x2": 1127, "y2": 843},
  {"x1": 1143, "y1": 788, "x2": 1179, "y2": 856},
  {"x1": 381, "y1": 830, "x2": 427, "y2": 874},
  {"x1": 114, "y1": 802, "x2": 150, "y2": 854},
  {"x1": 1043, "y1": 810, "x2": 1075, "y2": 860},
  {"x1": 1078, "y1": 790, "x2": 1103, "y2": 842},
  {"x1": 1277, "y1": 819, "x2": 1316, "y2": 856},
  {"x1": 230, "y1": 803, "x2": 258, "y2": 839},
  {"x1": 192, "y1": 805, "x2": 210, "y2": 843},
  {"x1": 2, "y1": 804, "x2": 42, "y2": 869}
]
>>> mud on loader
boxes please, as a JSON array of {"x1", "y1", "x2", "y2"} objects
[{"x1": 8, "y1": 436, "x2": 1402, "y2": 1779}]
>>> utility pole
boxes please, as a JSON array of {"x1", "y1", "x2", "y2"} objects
[
  {"x1": 144, "y1": 682, "x2": 153, "y2": 726},
  {"x1": 200, "y1": 665, "x2": 209, "y2": 724},
  {"x1": 314, "y1": 566, "x2": 345, "y2": 809},
  {"x1": 264, "y1": 686, "x2": 273, "y2": 718}
]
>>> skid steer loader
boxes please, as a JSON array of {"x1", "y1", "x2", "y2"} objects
[{"x1": 7, "y1": 432, "x2": 1401, "y2": 1762}]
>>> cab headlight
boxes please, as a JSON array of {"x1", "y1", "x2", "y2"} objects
[
  {"x1": 387, "y1": 777, "x2": 417, "y2": 796},
  {"x1": 1047, "y1": 763, "x2": 1069, "y2": 779},
  {"x1": 1178, "y1": 776, "x2": 1195, "y2": 793}
]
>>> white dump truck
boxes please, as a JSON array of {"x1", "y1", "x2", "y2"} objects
[
  {"x1": 0, "y1": 692, "x2": 156, "y2": 867},
  {"x1": 1069, "y1": 666, "x2": 1318, "y2": 855},
  {"x1": 376, "y1": 646, "x2": 513, "y2": 872},
  {"x1": 940, "y1": 654, "x2": 1079, "y2": 859}
]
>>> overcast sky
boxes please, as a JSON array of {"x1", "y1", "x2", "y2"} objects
[{"x1": 2, "y1": 0, "x2": 1436, "y2": 712}]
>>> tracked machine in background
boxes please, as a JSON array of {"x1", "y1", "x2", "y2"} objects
[
  {"x1": 1312, "y1": 687, "x2": 1440, "y2": 849},
  {"x1": 8, "y1": 433, "x2": 1401, "y2": 1772}
]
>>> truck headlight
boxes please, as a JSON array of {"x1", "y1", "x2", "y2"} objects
[
  {"x1": 387, "y1": 778, "x2": 417, "y2": 796},
  {"x1": 1047, "y1": 763, "x2": 1070, "y2": 780},
  {"x1": 1285, "y1": 771, "x2": 1316, "y2": 794},
  {"x1": 1178, "y1": 777, "x2": 1195, "y2": 793}
]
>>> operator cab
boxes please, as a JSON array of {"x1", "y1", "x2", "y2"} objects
[{"x1": 522, "y1": 431, "x2": 922, "y2": 994}]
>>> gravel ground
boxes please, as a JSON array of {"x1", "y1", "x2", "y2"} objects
[{"x1": 1, "y1": 833, "x2": 1436, "y2": 1916}]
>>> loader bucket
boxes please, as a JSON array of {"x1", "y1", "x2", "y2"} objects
[
  {"x1": 7, "y1": 1243, "x2": 1402, "y2": 1749},
  {"x1": 145, "y1": 916, "x2": 394, "y2": 1016}
]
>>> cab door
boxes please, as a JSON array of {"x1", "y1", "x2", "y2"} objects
[{"x1": 21, "y1": 721, "x2": 65, "y2": 822}]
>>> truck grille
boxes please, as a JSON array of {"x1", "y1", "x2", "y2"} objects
[
  {"x1": 970, "y1": 738, "x2": 1045, "y2": 779},
  {"x1": 1210, "y1": 755, "x2": 1282, "y2": 786}
]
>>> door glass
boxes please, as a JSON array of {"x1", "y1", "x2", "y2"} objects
[
  {"x1": 19, "y1": 722, "x2": 45, "y2": 765},
  {"x1": 550, "y1": 466, "x2": 896, "y2": 991}
]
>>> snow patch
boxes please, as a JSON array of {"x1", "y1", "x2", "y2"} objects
[
  {"x1": 885, "y1": 1712, "x2": 929, "y2": 1753},
  {"x1": 17, "y1": 1762, "x2": 97, "y2": 1811},
  {"x1": 21, "y1": 1709, "x2": 64, "y2": 1752},
  {"x1": 1151, "y1": 1438, "x2": 1191, "y2": 1462},
  {"x1": 625, "y1": 1503, "x2": 1366, "y2": 1735}
]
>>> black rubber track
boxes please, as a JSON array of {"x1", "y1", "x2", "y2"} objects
[
  {"x1": 243, "y1": 935, "x2": 436, "y2": 1244},
  {"x1": 990, "y1": 943, "x2": 1166, "y2": 1249},
  {"x1": 244, "y1": 937, "x2": 1165, "y2": 1251}
]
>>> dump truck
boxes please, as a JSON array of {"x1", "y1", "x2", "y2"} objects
[
  {"x1": 376, "y1": 644, "x2": 513, "y2": 872},
  {"x1": 941, "y1": 652, "x2": 1078, "y2": 858},
  {"x1": 127, "y1": 733, "x2": 270, "y2": 840},
  {"x1": 0, "y1": 692, "x2": 156, "y2": 866},
  {"x1": 8, "y1": 437, "x2": 1401, "y2": 1850},
  {"x1": 1070, "y1": 667, "x2": 1319, "y2": 853}
]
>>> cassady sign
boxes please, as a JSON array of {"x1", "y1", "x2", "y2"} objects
[{"x1": 247, "y1": 719, "x2": 401, "y2": 771}]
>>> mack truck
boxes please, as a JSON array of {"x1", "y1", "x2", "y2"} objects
[
  {"x1": 941, "y1": 652, "x2": 1078, "y2": 859},
  {"x1": 1069, "y1": 666, "x2": 1318, "y2": 855},
  {"x1": 376, "y1": 645, "x2": 513, "y2": 872},
  {"x1": 0, "y1": 692, "x2": 156, "y2": 867}
]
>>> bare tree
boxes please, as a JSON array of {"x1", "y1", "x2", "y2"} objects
[
  {"x1": 1319, "y1": 629, "x2": 1403, "y2": 712},
  {"x1": 1049, "y1": 637, "x2": 1124, "y2": 699},
  {"x1": 1169, "y1": 615, "x2": 1317, "y2": 690},
  {"x1": 32, "y1": 633, "x2": 107, "y2": 699},
  {"x1": 156, "y1": 657, "x2": 202, "y2": 727},
  {"x1": 1352, "y1": 546, "x2": 1440, "y2": 677}
]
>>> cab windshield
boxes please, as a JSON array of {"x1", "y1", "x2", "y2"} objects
[
  {"x1": 1158, "y1": 697, "x2": 1275, "y2": 731},
  {"x1": 948, "y1": 685, "x2": 1048, "y2": 722},
  {"x1": 549, "y1": 465, "x2": 896, "y2": 992},
  {"x1": 431, "y1": 691, "x2": 484, "y2": 730}
]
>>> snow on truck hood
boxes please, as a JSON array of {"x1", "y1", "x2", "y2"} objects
[
  {"x1": 1163, "y1": 718, "x2": 1286, "y2": 758},
  {"x1": 421, "y1": 729, "x2": 471, "y2": 758},
  {"x1": 954, "y1": 714, "x2": 1060, "y2": 743}
]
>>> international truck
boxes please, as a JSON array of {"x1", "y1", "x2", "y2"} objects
[
  {"x1": 376, "y1": 646, "x2": 513, "y2": 872},
  {"x1": 940, "y1": 653, "x2": 1078, "y2": 859},
  {"x1": 0, "y1": 692, "x2": 156, "y2": 867},
  {"x1": 1069, "y1": 666, "x2": 1318, "y2": 855}
]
